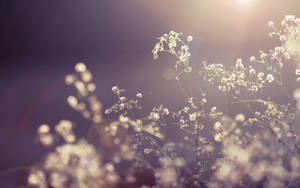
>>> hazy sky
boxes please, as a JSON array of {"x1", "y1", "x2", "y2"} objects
[{"x1": 1, "y1": 0, "x2": 300, "y2": 186}]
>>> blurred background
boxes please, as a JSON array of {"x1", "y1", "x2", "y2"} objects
[{"x1": 1, "y1": 0, "x2": 300, "y2": 186}]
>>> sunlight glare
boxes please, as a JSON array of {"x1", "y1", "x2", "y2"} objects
[
  {"x1": 237, "y1": 0, "x2": 251, "y2": 4},
  {"x1": 234, "y1": 0, "x2": 256, "y2": 14}
]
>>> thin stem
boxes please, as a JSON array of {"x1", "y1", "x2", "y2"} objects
[
  {"x1": 275, "y1": 78, "x2": 294, "y2": 103},
  {"x1": 176, "y1": 79, "x2": 191, "y2": 99},
  {"x1": 0, "y1": 166, "x2": 30, "y2": 176},
  {"x1": 195, "y1": 126, "x2": 200, "y2": 176},
  {"x1": 233, "y1": 99, "x2": 271, "y2": 105}
]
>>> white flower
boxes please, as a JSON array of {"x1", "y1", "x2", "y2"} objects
[
  {"x1": 250, "y1": 56, "x2": 256, "y2": 63},
  {"x1": 112, "y1": 86, "x2": 118, "y2": 93},
  {"x1": 136, "y1": 93, "x2": 142, "y2": 99},
  {"x1": 284, "y1": 52, "x2": 290, "y2": 60},
  {"x1": 187, "y1": 35, "x2": 193, "y2": 42},
  {"x1": 150, "y1": 112, "x2": 160, "y2": 121},
  {"x1": 268, "y1": 21, "x2": 274, "y2": 27},
  {"x1": 266, "y1": 74, "x2": 274, "y2": 83},
  {"x1": 235, "y1": 114, "x2": 245, "y2": 122}
]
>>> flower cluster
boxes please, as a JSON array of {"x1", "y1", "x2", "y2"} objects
[
  {"x1": 27, "y1": 15, "x2": 300, "y2": 188},
  {"x1": 65, "y1": 63, "x2": 102, "y2": 123},
  {"x1": 269, "y1": 15, "x2": 300, "y2": 59},
  {"x1": 105, "y1": 86, "x2": 142, "y2": 115},
  {"x1": 152, "y1": 31, "x2": 193, "y2": 77},
  {"x1": 210, "y1": 116, "x2": 300, "y2": 188},
  {"x1": 29, "y1": 125, "x2": 120, "y2": 188}
]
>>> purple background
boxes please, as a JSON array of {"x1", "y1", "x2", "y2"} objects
[{"x1": 1, "y1": 0, "x2": 300, "y2": 187}]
